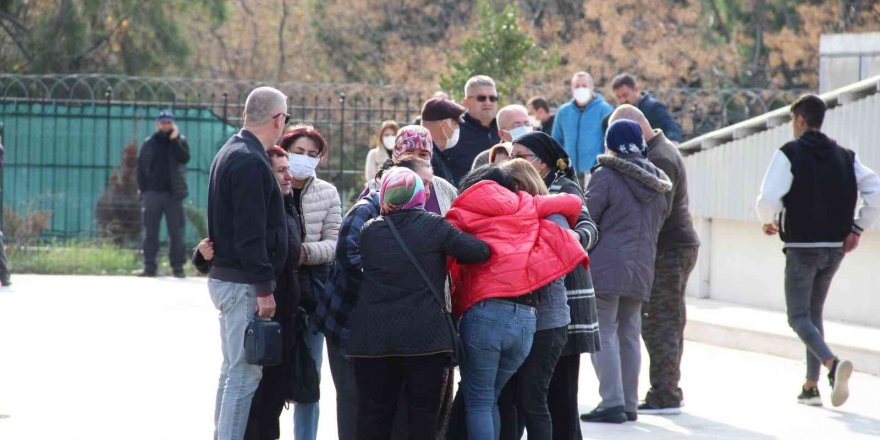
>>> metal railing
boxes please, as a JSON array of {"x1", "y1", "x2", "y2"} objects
[
  {"x1": 679, "y1": 74, "x2": 880, "y2": 155},
  {"x1": 0, "y1": 73, "x2": 812, "y2": 274},
  {"x1": 681, "y1": 74, "x2": 880, "y2": 226}
]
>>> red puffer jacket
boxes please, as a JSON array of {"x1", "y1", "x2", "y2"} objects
[{"x1": 445, "y1": 180, "x2": 590, "y2": 318}]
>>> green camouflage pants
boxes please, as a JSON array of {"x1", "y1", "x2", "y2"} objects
[{"x1": 641, "y1": 246, "x2": 699, "y2": 407}]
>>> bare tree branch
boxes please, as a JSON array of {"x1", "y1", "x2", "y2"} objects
[
  {"x1": 0, "y1": 19, "x2": 32, "y2": 62},
  {"x1": 277, "y1": 0, "x2": 289, "y2": 80}
]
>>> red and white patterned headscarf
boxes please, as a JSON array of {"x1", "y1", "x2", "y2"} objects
[{"x1": 392, "y1": 125, "x2": 434, "y2": 161}]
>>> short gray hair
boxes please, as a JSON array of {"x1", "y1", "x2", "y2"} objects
[
  {"x1": 244, "y1": 87, "x2": 288, "y2": 126},
  {"x1": 464, "y1": 75, "x2": 497, "y2": 97},
  {"x1": 571, "y1": 71, "x2": 594, "y2": 87},
  {"x1": 496, "y1": 104, "x2": 529, "y2": 130}
]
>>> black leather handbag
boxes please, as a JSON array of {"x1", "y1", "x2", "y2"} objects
[{"x1": 244, "y1": 314, "x2": 283, "y2": 367}]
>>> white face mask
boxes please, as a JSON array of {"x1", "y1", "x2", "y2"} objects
[
  {"x1": 382, "y1": 135, "x2": 396, "y2": 150},
  {"x1": 573, "y1": 87, "x2": 593, "y2": 104},
  {"x1": 288, "y1": 153, "x2": 319, "y2": 180},
  {"x1": 528, "y1": 116, "x2": 541, "y2": 128},
  {"x1": 507, "y1": 125, "x2": 532, "y2": 142},
  {"x1": 445, "y1": 122, "x2": 460, "y2": 149}
]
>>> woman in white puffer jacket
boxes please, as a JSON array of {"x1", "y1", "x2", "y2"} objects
[{"x1": 279, "y1": 124, "x2": 342, "y2": 440}]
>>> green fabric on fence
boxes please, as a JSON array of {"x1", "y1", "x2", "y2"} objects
[{"x1": 0, "y1": 102, "x2": 236, "y2": 245}]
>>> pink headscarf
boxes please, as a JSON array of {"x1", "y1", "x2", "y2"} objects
[{"x1": 392, "y1": 125, "x2": 434, "y2": 161}]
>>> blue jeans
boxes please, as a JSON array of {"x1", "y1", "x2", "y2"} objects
[
  {"x1": 209, "y1": 279, "x2": 262, "y2": 440},
  {"x1": 460, "y1": 299, "x2": 537, "y2": 440},
  {"x1": 293, "y1": 329, "x2": 324, "y2": 440}
]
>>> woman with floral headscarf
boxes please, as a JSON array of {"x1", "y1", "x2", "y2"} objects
[
  {"x1": 346, "y1": 167, "x2": 491, "y2": 440},
  {"x1": 389, "y1": 125, "x2": 459, "y2": 215}
]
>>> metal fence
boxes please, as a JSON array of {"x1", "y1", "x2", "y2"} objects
[{"x1": 0, "y1": 73, "x2": 805, "y2": 274}]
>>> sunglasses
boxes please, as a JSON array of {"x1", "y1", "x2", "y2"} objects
[
  {"x1": 274, "y1": 113, "x2": 292, "y2": 124},
  {"x1": 468, "y1": 95, "x2": 499, "y2": 103}
]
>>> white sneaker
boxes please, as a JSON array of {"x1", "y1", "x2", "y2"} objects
[{"x1": 830, "y1": 359, "x2": 853, "y2": 407}]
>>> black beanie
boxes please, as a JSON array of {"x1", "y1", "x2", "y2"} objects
[{"x1": 513, "y1": 131, "x2": 575, "y2": 181}]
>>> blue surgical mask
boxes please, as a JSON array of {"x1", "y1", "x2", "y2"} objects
[{"x1": 506, "y1": 125, "x2": 533, "y2": 142}]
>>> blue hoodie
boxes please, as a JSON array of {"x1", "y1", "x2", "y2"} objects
[{"x1": 551, "y1": 95, "x2": 613, "y2": 173}]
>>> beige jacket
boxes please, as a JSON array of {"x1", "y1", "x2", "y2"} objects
[
  {"x1": 298, "y1": 177, "x2": 342, "y2": 265},
  {"x1": 365, "y1": 147, "x2": 392, "y2": 182}
]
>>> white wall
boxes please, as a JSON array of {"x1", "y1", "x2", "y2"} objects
[
  {"x1": 686, "y1": 218, "x2": 880, "y2": 327},
  {"x1": 820, "y1": 32, "x2": 880, "y2": 93}
]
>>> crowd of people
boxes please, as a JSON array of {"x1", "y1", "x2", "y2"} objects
[{"x1": 176, "y1": 69, "x2": 876, "y2": 440}]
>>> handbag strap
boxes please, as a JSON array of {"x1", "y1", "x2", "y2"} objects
[{"x1": 385, "y1": 215, "x2": 448, "y2": 313}]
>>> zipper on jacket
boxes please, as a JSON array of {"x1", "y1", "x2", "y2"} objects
[{"x1": 297, "y1": 176, "x2": 314, "y2": 241}]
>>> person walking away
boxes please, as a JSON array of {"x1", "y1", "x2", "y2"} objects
[
  {"x1": 610, "y1": 74, "x2": 683, "y2": 143},
  {"x1": 365, "y1": 120, "x2": 400, "y2": 182},
  {"x1": 528, "y1": 97, "x2": 555, "y2": 136},
  {"x1": 347, "y1": 167, "x2": 491, "y2": 440},
  {"x1": 551, "y1": 71, "x2": 613, "y2": 188},
  {"x1": 439, "y1": 76, "x2": 501, "y2": 184},
  {"x1": 607, "y1": 106, "x2": 700, "y2": 415},
  {"x1": 508, "y1": 131, "x2": 601, "y2": 439},
  {"x1": 580, "y1": 120, "x2": 671, "y2": 424},
  {"x1": 279, "y1": 124, "x2": 342, "y2": 440},
  {"x1": 495, "y1": 159, "x2": 573, "y2": 440},
  {"x1": 446, "y1": 165, "x2": 589, "y2": 440},
  {"x1": 756, "y1": 94, "x2": 880, "y2": 407},
  {"x1": 136, "y1": 110, "x2": 190, "y2": 278},
  {"x1": 207, "y1": 87, "x2": 290, "y2": 440}
]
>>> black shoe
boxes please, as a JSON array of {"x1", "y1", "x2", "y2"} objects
[
  {"x1": 0, "y1": 278, "x2": 11, "y2": 287},
  {"x1": 580, "y1": 406, "x2": 627, "y2": 424},
  {"x1": 626, "y1": 411, "x2": 638, "y2": 422},
  {"x1": 172, "y1": 269, "x2": 186, "y2": 279},
  {"x1": 797, "y1": 386, "x2": 822, "y2": 406},
  {"x1": 638, "y1": 401, "x2": 682, "y2": 415},
  {"x1": 828, "y1": 358, "x2": 853, "y2": 407},
  {"x1": 138, "y1": 271, "x2": 157, "y2": 278}
]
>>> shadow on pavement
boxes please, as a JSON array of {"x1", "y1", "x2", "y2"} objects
[
  {"x1": 828, "y1": 409, "x2": 880, "y2": 437},
  {"x1": 580, "y1": 412, "x2": 777, "y2": 440}
]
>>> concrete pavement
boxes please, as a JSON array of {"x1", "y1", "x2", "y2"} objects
[{"x1": 1, "y1": 275, "x2": 878, "y2": 439}]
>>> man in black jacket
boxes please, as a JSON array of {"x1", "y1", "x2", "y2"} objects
[
  {"x1": 611, "y1": 73, "x2": 683, "y2": 143},
  {"x1": 208, "y1": 86, "x2": 290, "y2": 440},
  {"x1": 136, "y1": 110, "x2": 190, "y2": 277},
  {"x1": 441, "y1": 75, "x2": 501, "y2": 184},
  {"x1": 527, "y1": 96, "x2": 555, "y2": 136},
  {"x1": 757, "y1": 94, "x2": 879, "y2": 408}
]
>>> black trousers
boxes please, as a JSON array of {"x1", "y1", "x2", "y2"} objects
[
  {"x1": 354, "y1": 354, "x2": 449, "y2": 440},
  {"x1": 547, "y1": 354, "x2": 582, "y2": 440},
  {"x1": 142, "y1": 190, "x2": 185, "y2": 272},
  {"x1": 328, "y1": 340, "x2": 359, "y2": 440},
  {"x1": 499, "y1": 326, "x2": 568, "y2": 440}
]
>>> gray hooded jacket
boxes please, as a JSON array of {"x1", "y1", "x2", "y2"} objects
[{"x1": 586, "y1": 154, "x2": 672, "y2": 301}]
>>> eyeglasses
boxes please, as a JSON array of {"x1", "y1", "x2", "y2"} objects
[
  {"x1": 467, "y1": 95, "x2": 499, "y2": 103},
  {"x1": 512, "y1": 153, "x2": 537, "y2": 162},
  {"x1": 273, "y1": 113, "x2": 292, "y2": 124}
]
